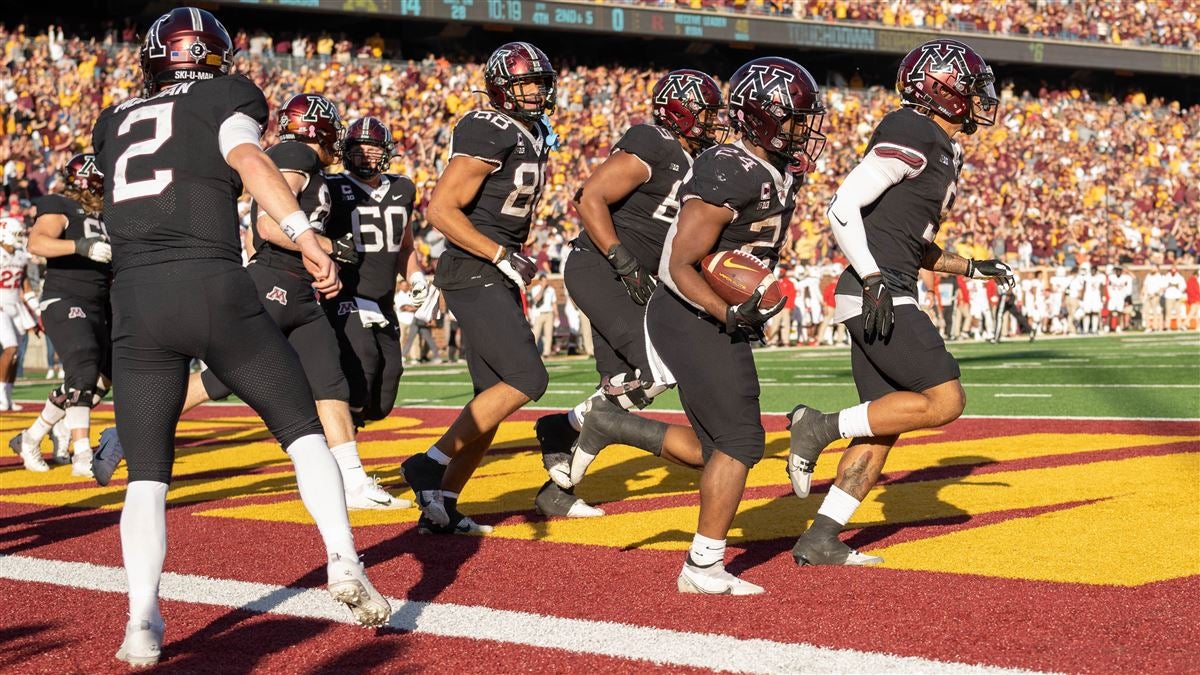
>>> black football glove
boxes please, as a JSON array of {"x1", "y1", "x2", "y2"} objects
[
  {"x1": 495, "y1": 249, "x2": 538, "y2": 290},
  {"x1": 331, "y1": 232, "x2": 360, "y2": 265},
  {"x1": 725, "y1": 288, "x2": 787, "y2": 342},
  {"x1": 75, "y1": 236, "x2": 112, "y2": 263},
  {"x1": 967, "y1": 258, "x2": 1015, "y2": 293},
  {"x1": 861, "y1": 273, "x2": 894, "y2": 343},
  {"x1": 606, "y1": 243, "x2": 656, "y2": 305}
]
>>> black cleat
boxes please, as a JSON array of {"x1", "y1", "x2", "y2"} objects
[
  {"x1": 400, "y1": 454, "x2": 449, "y2": 527},
  {"x1": 416, "y1": 497, "x2": 493, "y2": 535},
  {"x1": 536, "y1": 412, "x2": 579, "y2": 487},
  {"x1": 786, "y1": 405, "x2": 837, "y2": 499},
  {"x1": 792, "y1": 529, "x2": 882, "y2": 566},
  {"x1": 533, "y1": 481, "x2": 603, "y2": 518}
]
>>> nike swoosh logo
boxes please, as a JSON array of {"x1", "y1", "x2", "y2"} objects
[
  {"x1": 722, "y1": 257, "x2": 759, "y2": 272},
  {"x1": 391, "y1": 194, "x2": 403, "y2": 200},
  {"x1": 830, "y1": 210, "x2": 848, "y2": 227}
]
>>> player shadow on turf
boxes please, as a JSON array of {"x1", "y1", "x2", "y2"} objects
[
  {"x1": 845, "y1": 454, "x2": 1010, "y2": 551},
  {"x1": 0, "y1": 623, "x2": 63, "y2": 669},
  {"x1": 151, "y1": 614, "x2": 329, "y2": 672}
]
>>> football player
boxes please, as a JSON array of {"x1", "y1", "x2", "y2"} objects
[
  {"x1": 786, "y1": 39, "x2": 1012, "y2": 566},
  {"x1": 323, "y1": 116, "x2": 422, "y2": 426},
  {"x1": 645, "y1": 56, "x2": 824, "y2": 594},
  {"x1": 91, "y1": 8, "x2": 388, "y2": 665},
  {"x1": 532, "y1": 69, "x2": 727, "y2": 518},
  {"x1": 0, "y1": 217, "x2": 38, "y2": 412},
  {"x1": 92, "y1": 98, "x2": 404, "y2": 509},
  {"x1": 8, "y1": 154, "x2": 111, "y2": 475},
  {"x1": 399, "y1": 41, "x2": 554, "y2": 535}
]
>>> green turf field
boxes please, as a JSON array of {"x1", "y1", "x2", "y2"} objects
[{"x1": 12, "y1": 333, "x2": 1200, "y2": 419}]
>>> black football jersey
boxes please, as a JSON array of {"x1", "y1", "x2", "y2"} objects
[
  {"x1": 92, "y1": 75, "x2": 269, "y2": 274},
  {"x1": 34, "y1": 193, "x2": 111, "y2": 300},
  {"x1": 324, "y1": 172, "x2": 416, "y2": 302},
  {"x1": 835, "y1": 107, "x2": 963, "y2": 301},
  {"x1": 249, "y1": 141, "x2": 332, "y2": 280},
  {"x1": 435, "y1": 109, "x2": 550, "y2": 290},
  {"x1": 576, "y1": 124, "x2": 692, "y2": 270},
  {"x1": 677, "y1": 140, "x2": 798, "y2": 267}
]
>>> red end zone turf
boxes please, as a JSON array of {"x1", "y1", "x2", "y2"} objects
[{"x1": 0, "y1": 405, "x2": 1197, "y2": 673}]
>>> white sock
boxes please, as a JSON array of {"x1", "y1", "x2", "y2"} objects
[
  {"x1": 817, "y1": 485, "x2": 862, "y2": 526},
  {"x1": 286, "y1": 434, "x2": 358, "y2": 563},
  {"x1": 1, "y1": 382, "x2": 11, "y2": 404},
  {"x1": 27, "y1": 399, "x2": 67, "y2": 443},
  {"x1": 72, "y1": 437, "x2": 91, "y2": 457},
  {"x1": 426, "y1": 445, "x2": 451, "y2": 466},
  {"x1": 441, "y1": 490, "x2": 459, "y2": 500},
  {"x1": 687, "y1": 533, "x2": 726, "y2": 568},
  {"x1": 329, "y1": 441, "x2": 368, "y2": 489},
  {"x1": 838, "y1": 402, "x2": 873, "y2": 439},
  {"x1": 121, "y1": 481, "x2": 168, "y2": 625},
  {"x1": 64, "y1": 405, "x2": 91, "y2": 434}
]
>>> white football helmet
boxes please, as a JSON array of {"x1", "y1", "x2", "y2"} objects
[{"x1": 0, "y1": 217, "x2": 25, "y2": 248}]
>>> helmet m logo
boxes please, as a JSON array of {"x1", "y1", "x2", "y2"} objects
[
  {"x1": 729, "y1": 65, "x2": 794, "y2": 106},
  {"x1": 146, "y1": 16, "x2": 169, "y2": 58},
  {"x1": 654, "y1": 73, "x2": 705, "y2": 105},
  {"x1": 78, "y1": 156, "x2": 101, "y2": 177},
  {"x1": 487, "y1": 48, "x2": 513, "y2": 77},
  {"x1": 906, "y1": 42, "x2": 969, "y2": 83},
  {"x1": 301, "y1": 96, "x2": 338, "y2": 122}
]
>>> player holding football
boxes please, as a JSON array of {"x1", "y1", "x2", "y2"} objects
[
  {"x1": 786, "y1": 39, "x2": 1013, "y2": 566},
  {"x1": 399, "y1": 42, "x2": 555, "y2": 535},
  {"x1": 532, "y1": 69, "x2": 726, "y2": 518},
  {"x1": 92, "y1": 8, "x2": 388, "y2": 665},
  {"x1": 9, "y1": 154, "x2": 112, "y2": 475},
  {"x1": 646, "y1": 56, "x2": 825, "y2": 595}
]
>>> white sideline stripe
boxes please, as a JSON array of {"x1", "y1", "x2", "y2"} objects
[
  {"x1": 993, "y1": 394, "x2": 1053, "y2": 398},
  {"x1": 0, "y1": 554, "x2": 1039, "y2": 675}
]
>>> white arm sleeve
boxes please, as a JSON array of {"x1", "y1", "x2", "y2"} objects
[
  {"x1": 826, "y1": 143, "x2": 927, "y2": 279},
  {"x1": 219, "y1": 112, "x2": 264, "y2": 163}
]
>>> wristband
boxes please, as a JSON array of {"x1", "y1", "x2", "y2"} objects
[
  {"x1": 491, "y1": 245, "x2": 505, "y2": 264},
  {"x1": 279, "y1": 210, "x2": 312, "y2": 243}
]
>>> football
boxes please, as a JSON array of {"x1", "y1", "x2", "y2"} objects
[{"x1": 700, "y1": 250, "x2": 784, "y2": 307}]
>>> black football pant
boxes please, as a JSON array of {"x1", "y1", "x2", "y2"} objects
[
  {"x1": 40, "y1": 293, "x2": 111, "y2": 399},
  {"x1": 442, "y1": 281, "x2": 548, "y2": 400},
  {"x1": 111, "y1": 260, "x2": 324, "y2": 484},
  {"x1": 324, "y1": 296, "x2": 404, "y2": 421},
  {"x1": 201, "y1": 262, "x2": 349, "y2": 403},
  {"x1": 563, "y1": 244, "x2": 650, "y2": 382}
]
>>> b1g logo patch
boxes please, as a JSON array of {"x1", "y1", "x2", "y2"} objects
[
  {"x1": 337, "y1": 301, "x2": 355, "y2": 316},
  {"x1": 68, "y1": 307, "x2": 86, "y2": 319},
  {"x1": 265, "y1": 287, "x2": 288, "y2": 306}
]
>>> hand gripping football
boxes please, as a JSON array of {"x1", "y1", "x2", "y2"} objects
[{"x1": 700, "y1": 250, "x2": 783, "y2": 307}]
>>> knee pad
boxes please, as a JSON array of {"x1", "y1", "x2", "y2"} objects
[
  {"x1": 601, "y1": 371, "x2": 672, "y2": 411},
  {"x1": 66, "y1": 387, "x2": 98, "y2": 409}
]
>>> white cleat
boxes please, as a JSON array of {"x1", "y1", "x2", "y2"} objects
[
  {"x1": 50, "y1": 422, "x2": 71, "y2": 465},
  {"x1": 115, "y1": 619, "x2": 163, "y2": 667},
  {"x1": 326, "y1": 554, "x2": 392, "y2": 628},
  {"x1": 345, "y1": 476, "x2": 412, "y2": 510},
  {"x1": 8, "y1": 432, "x2": 49, "y2": 472},
  {"x1": 677, "y1": 561, "x2": 765, "y2": 596},
  {"x1": 71, "y1": 446, "x2": 95, "y2": 478}
]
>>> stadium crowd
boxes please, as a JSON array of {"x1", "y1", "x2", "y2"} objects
[
  {"x1": 1, "y1": 21, "x2": 1197, "y2": 363},
  {"x1": 612, "y1": 1, "x2": 1200, "y2": 50}
]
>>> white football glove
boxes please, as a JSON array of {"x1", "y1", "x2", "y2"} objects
[
  {"x1": 75, "y1": 237, "x2": 112, "y2": 264},
  {"x1": 409, "y1": 271, "x2": 429, "y2": 305}
]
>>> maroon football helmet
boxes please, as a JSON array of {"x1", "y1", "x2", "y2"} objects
[
  {"x1": 897, "y1": 39, "x2": 997, "y2": 135},
  {"x1": 139, "y1": 7, "x2": 235, "y2": 96},
  {"x1": 651, "y1": 69, "x2": 727, "y2": 152},
  {"x1": 484, "y1": 42, "x2": 556, "y2": 122},
  {"x1": 727, "y1": 57, "x2": 826, "y2": 173},
  {"x1": 342, "y1": 117, "x2": 395, "y2": 179},
  {"x1": 62, "y1": 153, "x2": 104, "y2": 196},
  {"x1": 277, "y1": 93, "x2": 345, "y2": 159}
]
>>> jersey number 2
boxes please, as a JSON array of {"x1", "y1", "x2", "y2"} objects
[{"x1": 112, "y1": 102, "x2": 174, "y2": 203}]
